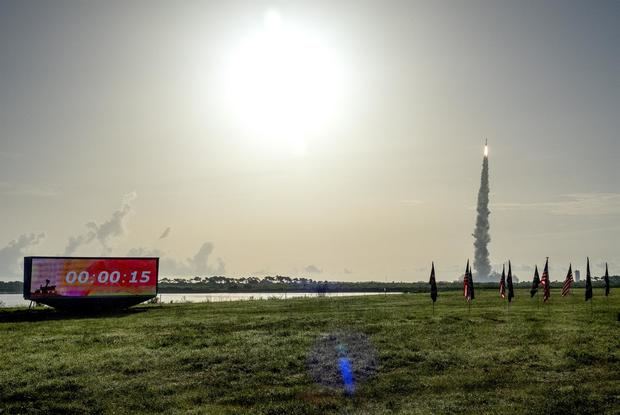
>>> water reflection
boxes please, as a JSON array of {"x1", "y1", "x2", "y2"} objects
[{"x1": 0, "y1": 292, "x2": 401, "y2": 308}]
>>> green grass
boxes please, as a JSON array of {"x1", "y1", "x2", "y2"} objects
[{"x1": 1, "y1": 289, "x2": 618, "y2": 414}]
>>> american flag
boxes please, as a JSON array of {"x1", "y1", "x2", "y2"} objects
[
  {"x1": 541, "y1": 258, "x2": 550, "y2": 302},
  {"x1": 585, "y1": 257, "x2": 593, "y2": 301},
  {"x1": 463, "y1": 260, "x2": 473, "y2": 301},
  {"x1": 530, "y1": 265, "x2": 540, "y2": 298},
  {"x1": 468, "y1": 262, "x2": 475, "y2": 300},
  {"x1": 561, "y1": 264, "x2": 573, "y2": 297},
  {"x1": 604, "y1": 263, "x2": 610, "y2": 297},
  {"x1": 429, "y1": 262, "x2": 438, "y2": 303},
  {"x1": 507, "y1": 261, "x2": 515, "y2": 303},
  {"x1": 499, "y1": 265, "x2": 506, "y2": 299}
]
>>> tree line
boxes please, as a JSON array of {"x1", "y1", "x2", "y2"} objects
[{"x1": 1, "y1": 275, "x2": 618, "y2": 294}]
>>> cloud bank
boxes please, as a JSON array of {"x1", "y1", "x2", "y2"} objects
[
  {"x1": 160, "y1": 243, "x2": 226, "y2": 277},
  {"x1": 304, "y1": 264, "x2": 322, "y2": 274},
  {"x1": 127, "y1": 242, "x2": 226, "y2": 277},
  {"x1": 0, "y1": 233, "x2": 46, "y2": 279},
  {"x1": 64, "y1": 192, "x2": 137, "y2": 255}
]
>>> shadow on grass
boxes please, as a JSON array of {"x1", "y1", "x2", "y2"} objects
[{"x1": 0, "y1": 306, "x2": 149, "y2": 323}]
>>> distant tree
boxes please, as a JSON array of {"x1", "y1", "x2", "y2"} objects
[
  {"x1": 247, "y1": 277, "x2": 260, "y2": 285},
  {"x1": 209, "y1": 276, "x2": 229, "y2": 284}
]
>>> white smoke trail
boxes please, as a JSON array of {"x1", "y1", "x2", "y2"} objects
[{"x1": 473, "y1": 149, "x2": 491, "y2": 279}]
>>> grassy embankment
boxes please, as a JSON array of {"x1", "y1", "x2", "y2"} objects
[{"x1": 1, "y1": 289, "x2": 618, "y2": 414}]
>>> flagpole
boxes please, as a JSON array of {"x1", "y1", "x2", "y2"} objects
[
  {"x1": 591, "y1": 280, "x2": 594, "y2": 320},
  {"x1": 432, "y1": 301, "x2": 435, "y2": 316}
]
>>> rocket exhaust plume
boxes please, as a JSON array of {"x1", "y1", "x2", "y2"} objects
[{"x1": 473, "y1": 140, "x2": 491, "y2": 280}]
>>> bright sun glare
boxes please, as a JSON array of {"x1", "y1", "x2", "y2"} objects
[{"x1": 220, "y1": 9, "x2": 347, "y2": 157}]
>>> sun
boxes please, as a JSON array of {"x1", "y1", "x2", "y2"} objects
[{"x1": 219, "y1": 9, "x2": 348, "y2": 156}]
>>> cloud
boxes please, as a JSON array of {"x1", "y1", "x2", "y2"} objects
[
  {"x1": 160, "y1": 242, "x2": 226, "y2": 277},
  {"x1": 493, "y1": 193, "x2": 620, "y2": 216},
  {"x1": 188, "y1": 243, "x2": 216, "y2": 274},
  {"x1": 64, "y1": 192, "x2": 137, "y2": 255},
  {"x1": 0, "y1": 233, "x2": 46, "y2": 280},
  {"x1": 159, "y1": 227, "x2": 171, "y2": 239},
  {"x1": 304, "y1": 264, "x2": 322, "y2": 274},
  {"x1": 125, "y1": 242, "x2": 226, "y2": 277},
  {"x1": 514, "y1": 264, "x2": 534, "y2": 273},
  {"x1": 127, "y1": 247, "x2": 163, "y2": 257},
  {"x1": 344, "y1": 268, "x2": 353, "y2": 274}
]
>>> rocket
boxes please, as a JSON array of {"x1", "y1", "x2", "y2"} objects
[{"x1": 484, "y1": 139, "x2": 489, "y2": 157}]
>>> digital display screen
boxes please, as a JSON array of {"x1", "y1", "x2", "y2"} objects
[{"x1": 26, "y1": 257, "x2": 158, "y2": 299}]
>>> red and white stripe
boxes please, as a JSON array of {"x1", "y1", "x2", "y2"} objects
[
  {"x1": 463, "y1": 274, "x2": 470, "y2": 300},
  {"x1": 499, "y1": 269, "x2": 506, "y2": 299},
  {"x1": 562, "y1": 266, "x2": 573, "y2": 297}
]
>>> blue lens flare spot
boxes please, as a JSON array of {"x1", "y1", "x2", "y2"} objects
[
  {"x1": 307, "y1": 331, "x2": 377, "y2": 394},
  {"x1": 338, "y1": 357, "x2": 355, "y2": 395}
]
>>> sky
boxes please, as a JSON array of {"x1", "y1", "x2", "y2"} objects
[{"x1": 1, "y1": 0, "x2": 619, "y2": 282}]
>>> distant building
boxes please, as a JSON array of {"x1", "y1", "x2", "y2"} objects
[{"x1": 574, "y1": 270, "x2": 581, "y2": 282}]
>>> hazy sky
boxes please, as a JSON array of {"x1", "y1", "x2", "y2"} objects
[{"x1": 1, "y1": 0, "x2": 619, "y2": 281}]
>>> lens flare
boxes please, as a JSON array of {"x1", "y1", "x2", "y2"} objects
[
  {"x1": 338, "y1": 356, "x2": 355, "y2": 395},
  {"x1": 307, "y1": 331, "x2": 377, "y2": 394}
]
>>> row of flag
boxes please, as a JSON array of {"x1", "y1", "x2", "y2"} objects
[
  {"x1": 531, "y1": 257, "x2": 611, "y2": 302},
  {"x1": 427, "y1": 258, "x2": 612, "y2": 303}
]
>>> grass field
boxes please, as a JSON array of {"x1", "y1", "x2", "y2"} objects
[{"x1": 1, "y1": 289, "x2": 619, "y2": 414}]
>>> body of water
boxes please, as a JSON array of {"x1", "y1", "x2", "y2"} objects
[{"x1": 0, "y1": 292, "x2": 400, "y2": 308}]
